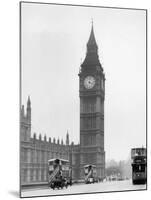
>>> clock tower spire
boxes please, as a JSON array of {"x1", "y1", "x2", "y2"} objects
[
  {"x1": 81, "y1": 23, "x2": 103, "y2": 72},
  {"x1": 79, "y1": 23, "x2": 105, "y2": 180}
]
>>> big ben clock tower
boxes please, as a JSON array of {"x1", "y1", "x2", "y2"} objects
[{"x1": 79, "y1": 23, "x2": 105, "y2": 180}]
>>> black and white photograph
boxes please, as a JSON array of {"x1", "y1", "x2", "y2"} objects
[{"x1": 20, "y1": 2, "x2": 147, "y2": 198}]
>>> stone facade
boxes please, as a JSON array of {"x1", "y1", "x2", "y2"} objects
[
  {"x1": 20, "y1": 24, "x2": 105, "y2": 185},
  {"x1": 20, "y1": 97, "x2": 78, "y2": 185},
  {"x1": 78, "y1": 23, "x2": 105, "y2": 179}
]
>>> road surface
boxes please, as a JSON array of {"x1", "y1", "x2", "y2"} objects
[{"x1": 21, "y1": 180, "x2": 146, "y2": 197}]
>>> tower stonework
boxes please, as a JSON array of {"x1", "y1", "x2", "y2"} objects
[
  {"x1": 20, "y1": 96, "x2": 31, "y2": 142},
  {"x1": 79, "y1": 24, "x2": 105, "y2": 179},
  {"x1": 20, "y1": 98, "x2": 74, "y2": 185}
]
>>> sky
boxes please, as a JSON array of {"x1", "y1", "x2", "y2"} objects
[{"x1": 21, "y1": 2, "x2": 146, "y2": 161}]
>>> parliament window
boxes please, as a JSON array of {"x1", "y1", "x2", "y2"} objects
[
  {"x1": 36, "y1": 169, "x2": 38, "y2": 181},
  {"x1": 41, "y1": 151, "x2": 44, "y2": 162},
  {"x1": 24, "y1": 169, "x2": 27, "y2": 182},
  {"x1": 30, "y1": 169, "x2": 34, "y2": 181},
  {"x1": 24, "y1": 149, "x2": 28, "y2": 162},
  {"x1": 30, "y1": 150, "x2": 34, "y2": 163},
  {"x1": 101, "y1": 79, "x2": 104, "y2": 89}
]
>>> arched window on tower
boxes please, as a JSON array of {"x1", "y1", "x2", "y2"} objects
[
  {"x1": 101, "y1": 100, "x2": 104, "y2": 113},
  {"x1": 101, "y1": 79, "x2": 104, "y2": 90},
  {"x1": 36, "y1": 169, "x2": 38, "y2": 181}
]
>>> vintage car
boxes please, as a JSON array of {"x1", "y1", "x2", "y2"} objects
[{"x1": 49, "y1": 177, "x2": 68, "y2": 190}]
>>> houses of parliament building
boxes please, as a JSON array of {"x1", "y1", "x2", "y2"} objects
[
  {"x1": 20, "y1": 97, "x2": 79, "y2": 185},
  {"x1": 20, "y1": 23, "x2": 105, "y2": 186}
]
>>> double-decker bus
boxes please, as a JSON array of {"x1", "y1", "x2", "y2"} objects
[
  {"x1": 48, "y1": 158, "x2": 72, "y2": 189},
  {"x1": 131, "y1": 148, "x2": 147, "y2": 184},
  {"x1": 84, "y1": 165, "x2": 98, "y2": 184}
]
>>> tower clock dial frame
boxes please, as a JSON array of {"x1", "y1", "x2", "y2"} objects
[{"x1": 84, "y1": 76, "x2": 96, "y2": 89}]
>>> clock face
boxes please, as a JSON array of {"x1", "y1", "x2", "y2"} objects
[{"x1": 84, "y1": 76, "x2": 96, "y2": 89}]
